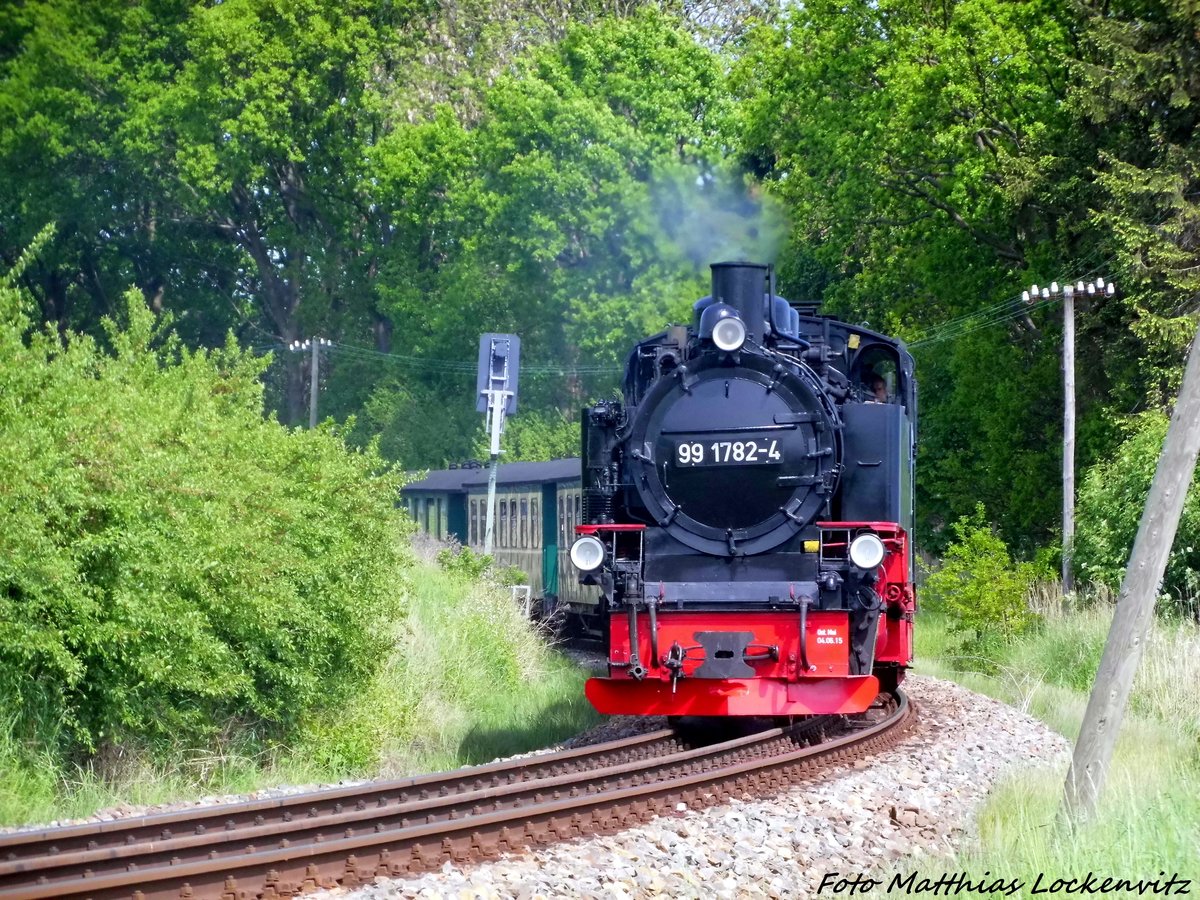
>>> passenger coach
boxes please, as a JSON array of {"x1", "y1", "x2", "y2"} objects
[{"x1": 401, "y1": 459, "x2": 601, "y2": 619}]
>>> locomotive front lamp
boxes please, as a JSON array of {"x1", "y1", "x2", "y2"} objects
[
  {"x1": 570, "y1": 535, "x2": 606, "y2": 572},
  {"x1": 712, "y1": 316, "x2": 747, "y2": 352},
  {"x1": 849, "y1": 533, "x2": 886, "y2": 569}
]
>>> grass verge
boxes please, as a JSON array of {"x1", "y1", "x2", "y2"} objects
[
  {"x1": 909, "y1": 606, "x2": 1199, "y2": 889},
  {"x1": 0, "y1": 560, "x2": 599, "y2": 827}
]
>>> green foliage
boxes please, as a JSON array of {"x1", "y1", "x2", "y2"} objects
[
  {"x1": 923, "y1": 504, "x2": 1042, "y2": 660},
  {"x1": 730, "y1": 0, "x2": 1096, "y2": 552},
  {"x1": 1075, "y1": 412, "x2": 1200, "y2": 617},
  {"x1": 4, "y1": 0, "x2": 1200, "y2": 573},
  {"x1": 436, "y1": 545, "x2": 493, "y2": 581},
  {"x1": 481, "y1": 409, "x2": 581, "y2": 463},
  {"x1": 0, "y1": 559, "x2": 600, "y2": 825},
  {"x1": 0, "y1": 259, "x2": 408, "y2": 759},
  {"x1": 1075, "y1": 0, "x2": 1200, "y2": 405}
]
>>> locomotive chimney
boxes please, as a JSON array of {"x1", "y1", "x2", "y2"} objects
[{"x1": 711, "y1": 262, "x2": 768, "y2": 345}]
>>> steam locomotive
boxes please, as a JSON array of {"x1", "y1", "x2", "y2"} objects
[{"x1": 571, "y1": 262, "x2": 917, "y2": 717}]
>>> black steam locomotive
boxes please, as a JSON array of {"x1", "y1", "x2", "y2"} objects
[{"x1": 572, "y1": 262, "x2": 917, "y2": 716}]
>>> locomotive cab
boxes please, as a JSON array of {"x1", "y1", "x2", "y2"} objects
[{"x1": 577, "y1": 262, "x2": 917, "y2": 717}]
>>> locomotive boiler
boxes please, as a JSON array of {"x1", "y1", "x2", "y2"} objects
[{"x1": 572, "y1": 262, "x2": 917, "y2": 717}]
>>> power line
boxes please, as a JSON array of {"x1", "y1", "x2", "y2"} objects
[{"x1": 246, "y1": 339, "x2": 621, "y2": 377}]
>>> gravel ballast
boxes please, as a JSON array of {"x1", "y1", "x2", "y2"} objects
[{"x1": 313, "y1": 675, "x2": 1071, "y2": 899}]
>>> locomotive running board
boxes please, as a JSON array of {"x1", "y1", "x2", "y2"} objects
[{"x1": 585, "y1": 675, "x2": 880, "y2": 717}]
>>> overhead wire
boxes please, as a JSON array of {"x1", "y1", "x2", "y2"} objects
[
  {"x1": 246, "y1": 242, "x2": 1135, "y2": 362},
  {"x1": 244, "y1": 338, "x2": 621, "y2": 377},
  {"x1": 909, "y1": 245, "x2": 1127, "y2": 349}
]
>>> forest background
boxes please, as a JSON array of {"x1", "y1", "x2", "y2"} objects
[{"x1": 2, "y1": 0, "x2": 1198, "y2": 610}]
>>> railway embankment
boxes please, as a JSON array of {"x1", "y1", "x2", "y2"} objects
[
  {"x1": 313, "y1": 605, "x2": 1198, "y2": 898},
  {"x1": 310, "y1": 676, "x2": 1066, "y2": 899},
  {"x1": 908, "y1": 608, "x2": 1199, "y2": 888},
  {"x1": 7, "y1": 604, "x2": 1194, "y2": 897}
]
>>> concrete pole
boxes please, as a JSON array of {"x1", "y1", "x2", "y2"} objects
[{"x1": 1062, "y1": 323, "x2": 1200, "y2": 822}]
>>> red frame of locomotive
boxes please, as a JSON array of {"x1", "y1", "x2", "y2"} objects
[{"x1": 581, "y1": 521, "x2": 915, "y2": 717}]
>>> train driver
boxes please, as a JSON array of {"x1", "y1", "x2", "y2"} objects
[{"x1": 868, "y1": 373, "x2": 888, "y2": 403}]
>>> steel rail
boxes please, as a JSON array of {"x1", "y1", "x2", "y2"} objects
[
  {"x1": 0, "y1": 728, "x2": 680, "y2": 866},
  {"x1": 0, "y1": 719, "x2": 828, "y2": 891},
  {"x1": 0, "y1": 692, "x2": 912, "y2": 900}
]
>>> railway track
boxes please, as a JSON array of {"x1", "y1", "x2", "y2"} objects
[{"x1": 0, "y1": 692, "x2": 913, "y2": 900}]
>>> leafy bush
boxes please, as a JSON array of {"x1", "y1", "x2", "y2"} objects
[
  {"x1": 1076, "y1": 411, "x2": 1200, "y2": 618},
  {"x1": 0, "y1": 241, "x2": 409, "y2": 759},
  {"x1": 436, "y1": 544, "x2": 492, "y2": 580},
  {"x1": 923, "y1": 504, "x2": 1041, "y2": 661}
]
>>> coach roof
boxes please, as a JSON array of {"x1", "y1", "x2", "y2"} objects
[{"x1": 404, "y1": 458, "x2": 580, "y2": 493}]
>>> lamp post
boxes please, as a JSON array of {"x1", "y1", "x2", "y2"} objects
[
  {"x1": 287, "y1": 337, "x2": 332, "y2": 428},
  {"x1": 1023, "y1": 278, "x2": 1116, "y2": 593}
]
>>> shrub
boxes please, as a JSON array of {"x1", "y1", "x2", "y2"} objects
[
  {"x1": 436, "y1": 544, "x2": 493, "y2": 580},
  {"x1": 923, "y1": 504, "x2": 1041, "y2": 662},
  {"x1": 1076, "y1": 411, "x2": 1200, "y2": 618},
  {"x1": 0, "y1": 243, "x2": 409, "y2": 759}
]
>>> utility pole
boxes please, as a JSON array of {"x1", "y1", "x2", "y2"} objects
[
  {"x1": 476, "y1": 334, "x2": 520, "y2": 555},
  {"x1": 288, "y1": 338, "x2": 331, "y2": 428},
  {"x1": 1023, "y1": 278, "x2": 1114, "y2": 593},
  {"x1": 1062, "y1": 321, "x2": 1200, "y2": 822}
]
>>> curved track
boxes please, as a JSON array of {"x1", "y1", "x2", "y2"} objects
[{"x1": 0, "y1": 692, "x2": 913, "y2": 900}]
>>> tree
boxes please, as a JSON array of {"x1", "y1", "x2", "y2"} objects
[
  {"x1": 0, "y1": 1, "x2": 242, "y2": 342},
  {"x1": 1076, "y1": 411, "x2": 1200, "y2": 617},
  {"x1": 1073, "y1": 0, "x2": 1200, "y2": 406},
  {"x1": 730, "y1": 0, "x2": 1108, "y2": 548},
  {"x1": 132, "y1": 0, "x2": 409, "y2": 423},
  {"x1": 364, "y1": 9, "x2": 739, "y2": 464}
]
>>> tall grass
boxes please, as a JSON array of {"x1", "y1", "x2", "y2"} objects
[
  {"x1": 0, "y1": 558, "x2": 599, "y2": 827},
  {"x1": 911, "y1": 596, "x2": 1200, "y2": 889}
]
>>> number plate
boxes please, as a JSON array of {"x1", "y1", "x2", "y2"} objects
[{"x1": 674, "y1": 438, "x2": 783, "y2": 467}]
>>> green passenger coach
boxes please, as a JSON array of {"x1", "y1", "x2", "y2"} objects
[{"x1": 401, "y1": 459, "x2": 600, "y2": 618}]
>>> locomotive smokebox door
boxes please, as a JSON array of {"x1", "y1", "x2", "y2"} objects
[{"x1": 627, "y1": 352, "x2": 841, "y2": 557}]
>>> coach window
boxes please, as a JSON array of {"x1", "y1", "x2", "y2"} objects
[
  {"x1": 574, "y1": 494, "x2": 582, "y2": 530},
  {"x1": 509, "y1": 500, "x2": 517, "y2": 547},
  {"x1": 559, "y1": 497, "x2": 566, "y2": 543},
  {"x1": 530, "y1": 499, "x2": 539, "y2": 549},
  {"x1": 469, "y1": 499, "x2": 477, "y2": 545},
  {"x1": 520, "y1": 499, "x2": 528, "y2": 548},
  {"x1": 499, "y1": 499, "x2": 508, "y2": 548}
]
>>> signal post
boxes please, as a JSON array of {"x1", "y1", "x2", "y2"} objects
[{"x1": 477, "y1": 334, "x2": 520, "y2": 555}]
